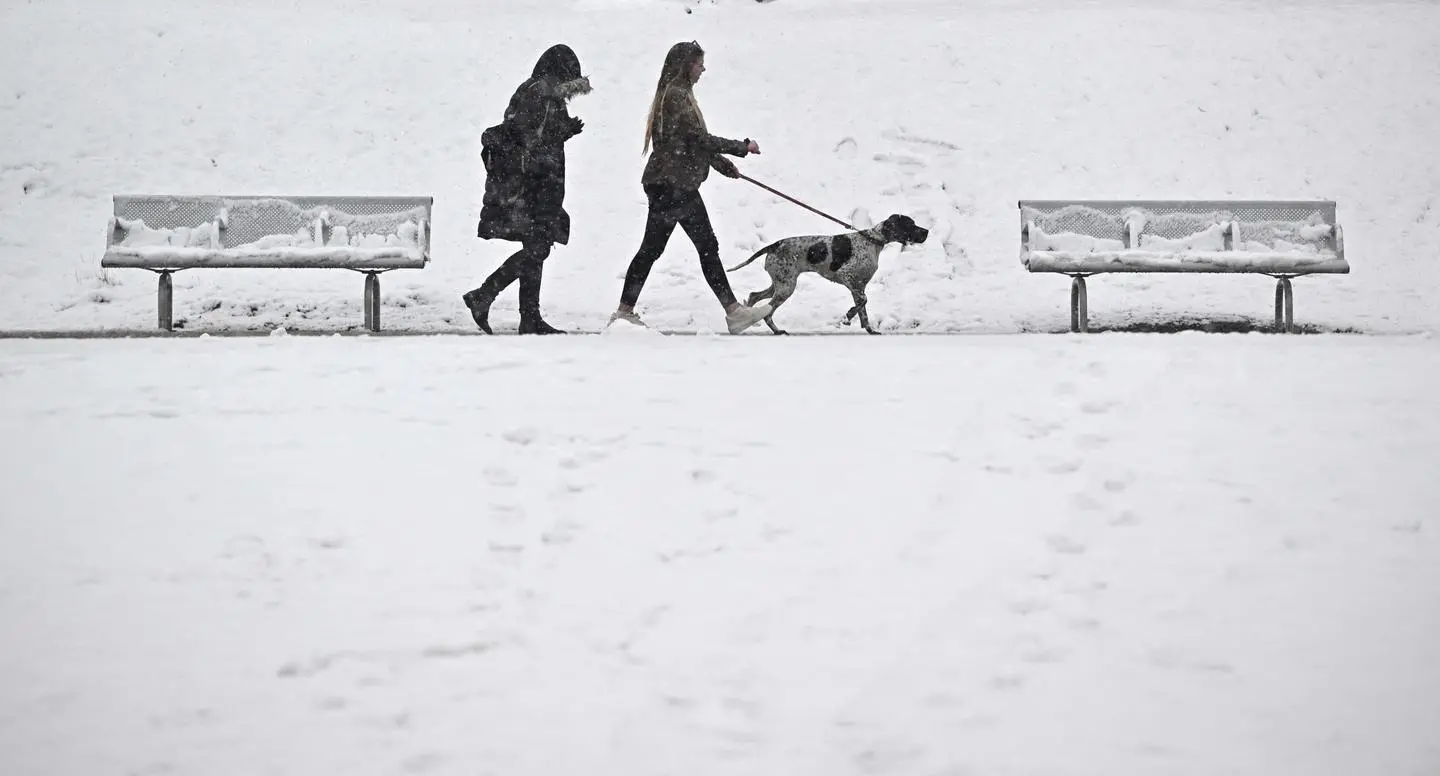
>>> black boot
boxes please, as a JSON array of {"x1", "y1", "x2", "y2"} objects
[
  {"x1": 516, "y1": 255, "x2": 565, "y2": 335},
  {"x1": 461, "y1": 265, "x2": 518, "y2": 335}
]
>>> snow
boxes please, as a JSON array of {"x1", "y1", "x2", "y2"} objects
[
  {"x1": 603, "y1": 317, "x2": 665, "y2": 335},
  {"x1": 1139, "y1": 223, "x2": 1231, "y2": 252},
  {"x1": 112, "y1": 216, "x2": 224, "y2": 250},
  {"x1": 2, "y1": 0, "x2": 1440, "y2": 774},
  {"x1": 2, "y1": 334, "x2": 1439, "y2": 775}
]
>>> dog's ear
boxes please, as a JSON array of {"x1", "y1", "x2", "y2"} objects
[{"x1": 878, "y1": 214, "x2": 903, "y2": 240}]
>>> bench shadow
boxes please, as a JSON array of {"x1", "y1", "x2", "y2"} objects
[{"x1": 1029, "y1": 317, "x2": 1364, "y2": 335}]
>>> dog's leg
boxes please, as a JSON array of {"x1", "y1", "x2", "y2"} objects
[
  {"x1": 746, "y1": 284, "x2": 774, "y2": 307},
  {"x1": 848, "y1": 287, "x2": 881, "y2": 334},
  {"x1": 763, "y1": 280, "x2": 798, "y2": 335},
  {"x1": 750, "y1": 279, "x2": 781, "y2": 331}
]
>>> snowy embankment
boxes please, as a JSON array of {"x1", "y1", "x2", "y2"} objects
[
  {"x1": 1, "y1": 334, "x2": 1438, "y2": 775},
  {"x1": 0, "y1": 0, "x2": 1437, "y2": 334}
]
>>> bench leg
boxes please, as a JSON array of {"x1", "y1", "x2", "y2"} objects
[
  {"x1": 363, "y1": 272, "x2": 381, "y2": 332},
  {"x1": 1070, "y1": 276, "x2": 1088, "y2": 333},
  {"x1": 158, "y1": 271, "x2": 174, "y2": 331},
  {"x1": 1274, "y1": 278, "x2": 1294, "y2": 333}
]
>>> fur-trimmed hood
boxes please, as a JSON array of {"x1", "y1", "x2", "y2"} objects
[
  {"x1": 548, "y1": 75, "x2": 592, "y2": 101},
  {"x1": 531, "y1": 44, "x2": 592, "y2": 101}
]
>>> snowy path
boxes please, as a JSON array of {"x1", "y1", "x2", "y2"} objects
[{"x1": 2, "y1": 335, "x2": 1438, "y2": 775}]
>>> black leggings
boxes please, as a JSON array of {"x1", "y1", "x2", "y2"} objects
[
  {"x1": 478, "y1": 239, "x2": 551, "y2": 318},
  {"x1": 619, "y1": 184, "x2": 737, "y2": 309},
  {"x1": 486, "y1": 240, "x2": 551, "y2": 289}
]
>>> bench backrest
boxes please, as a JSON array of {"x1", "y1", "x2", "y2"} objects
[
  {"x1": 1019, "y1": 199, "x2": 1338, "y2": 254},
  {"x1": 105, "y1": 194, "x2": 432, "y2": 266}
]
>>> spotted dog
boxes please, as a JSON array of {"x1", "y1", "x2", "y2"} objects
[{"x1": 725, "y1": 214, "x2": 930, "y2": 334}]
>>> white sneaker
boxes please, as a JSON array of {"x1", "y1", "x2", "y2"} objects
[
  {"x1": 725, "y1": 303, "x2": 773, "y2": 334},
  {"x1": 608, "y1": 310, "x2": 647, "y2": 328}
]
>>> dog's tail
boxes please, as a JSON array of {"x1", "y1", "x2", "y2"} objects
[{"x1": 726, "y1": 240, "x2": 781, "y2": 273}]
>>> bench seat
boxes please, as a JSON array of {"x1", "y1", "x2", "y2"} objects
[{"x1": 1022, "y1": 250, "x2": 1349, "y2": 275}]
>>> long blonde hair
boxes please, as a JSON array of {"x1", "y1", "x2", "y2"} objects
[{"x1": 642, "y1": 41, "x2": 706, "y2": 155}]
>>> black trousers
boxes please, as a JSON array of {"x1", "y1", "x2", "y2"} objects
[
  {"x1": 476, "y1": 239, "x2": 552, "y2": 319},
  {"x1": 619, "y1": 184, "x2": 737, "y2": 309}
]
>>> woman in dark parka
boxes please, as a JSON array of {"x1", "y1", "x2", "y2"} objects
[{"x1": 465, "y1": 44, "x2": 591, "y2": 334}]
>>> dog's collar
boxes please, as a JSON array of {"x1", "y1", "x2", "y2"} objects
[{"x1": 857, "y1": 227, "x2": 888, "y2": 246}]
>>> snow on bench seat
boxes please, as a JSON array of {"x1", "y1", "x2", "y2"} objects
[
  {"x1": 101, "y1": 246, "x2": 427, "y2": 270},
  {"x1": 1023, "y1": 250, "x2": 1349, "y2": 274}
]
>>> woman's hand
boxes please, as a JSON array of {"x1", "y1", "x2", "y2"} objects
[
  {"x1": 714, "y1": 157, "x2": 741, "y2": 179},
  {"x1": 746, "y1": 139, "x2": 761, "y2": 154}
]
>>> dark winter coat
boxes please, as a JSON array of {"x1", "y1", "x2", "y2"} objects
[
  {"x1": 641, "y1": 81, "x2": 750, "y2": 193},
  {"x1": 477, "y1": 45, "x2": 591, "y2": 245}
]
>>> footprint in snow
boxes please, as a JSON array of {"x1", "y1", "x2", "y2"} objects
[
  {"x1": 315, "y1": 696, "x2": 348, "y2": 712},
  {"x1": 501, "y1": 427, "x2": 539, "y2": 445},
  {"x1": 1018, "y1": 642, "x2": 1068, "y2": 665},
  {"x1": 1110, "y1": 510, "x2": 1141, "y2": 527},
  {"x1": 923, "y1": 693, "x2": 965, "y2": 711},
  {"x1": 1046, "y1": 535, "x2": 1086, "y2": 555},
  {"x1": 989, "y1": 673, "x2": 1026, "y2": 691},
  {"x1": 402, "y1": 753, "x2": 446, "y2": 775},
  {"x1": 541, "y1": 520, "x2": 580, "y2": 545},
  {"x1": 1046, "y1": 459, "x2": 1083, "y2": 475},
  {"x1": 1008, "y1": 598, "x2": 1051, "y2": 616},
  {"x1": 1102, "y1": 476, "x2": 1133, "y2": 493},
  {"x1": 1063, "y1": 580, "x2": 1109, "y2": 599},
  {"x1": 482, "y1": 466, "x2": 518, "y2": 487}
]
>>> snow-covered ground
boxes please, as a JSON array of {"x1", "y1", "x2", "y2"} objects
[
  {"x1": 1, "y1": 0, "x2": 1437, "y2": 334},
  {"x1": 2, "y1": 334, "x2": 1438, "y2": 775}
]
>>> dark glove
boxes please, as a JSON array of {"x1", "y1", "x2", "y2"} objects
[
  {"x1": 713, "y1": 156, "x2": 740, "y2": 179},
  {"x1": 566, "y1": 116, "x2": 584, "y2": 138}
]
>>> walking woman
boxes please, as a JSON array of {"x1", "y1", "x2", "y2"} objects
[
  {"x1": 465, "y1": 44, "x2": 591, "y2": 334},
  {"x1": 608, "y1": 41, "x2": 772, "y2": 334}
]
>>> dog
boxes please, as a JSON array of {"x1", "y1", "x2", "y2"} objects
[{"x1": 725, "y1": 214, "x2": 930, "y2": 334}]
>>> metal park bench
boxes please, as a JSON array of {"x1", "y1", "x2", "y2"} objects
[
  {"x1": 1018, "y1": 200, "x2": 1348, "y2": 333},
  {"x1": 101, "y1": 194, "x2": 433, "y2": 332}
]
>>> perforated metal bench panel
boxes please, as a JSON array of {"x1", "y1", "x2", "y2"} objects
[
  {"x1": 1021, "y1": 200, "x2": 1337, "y2": 235},
  {"x1": 102, "y1": 194, "x2": 432, "y2": 270}
]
